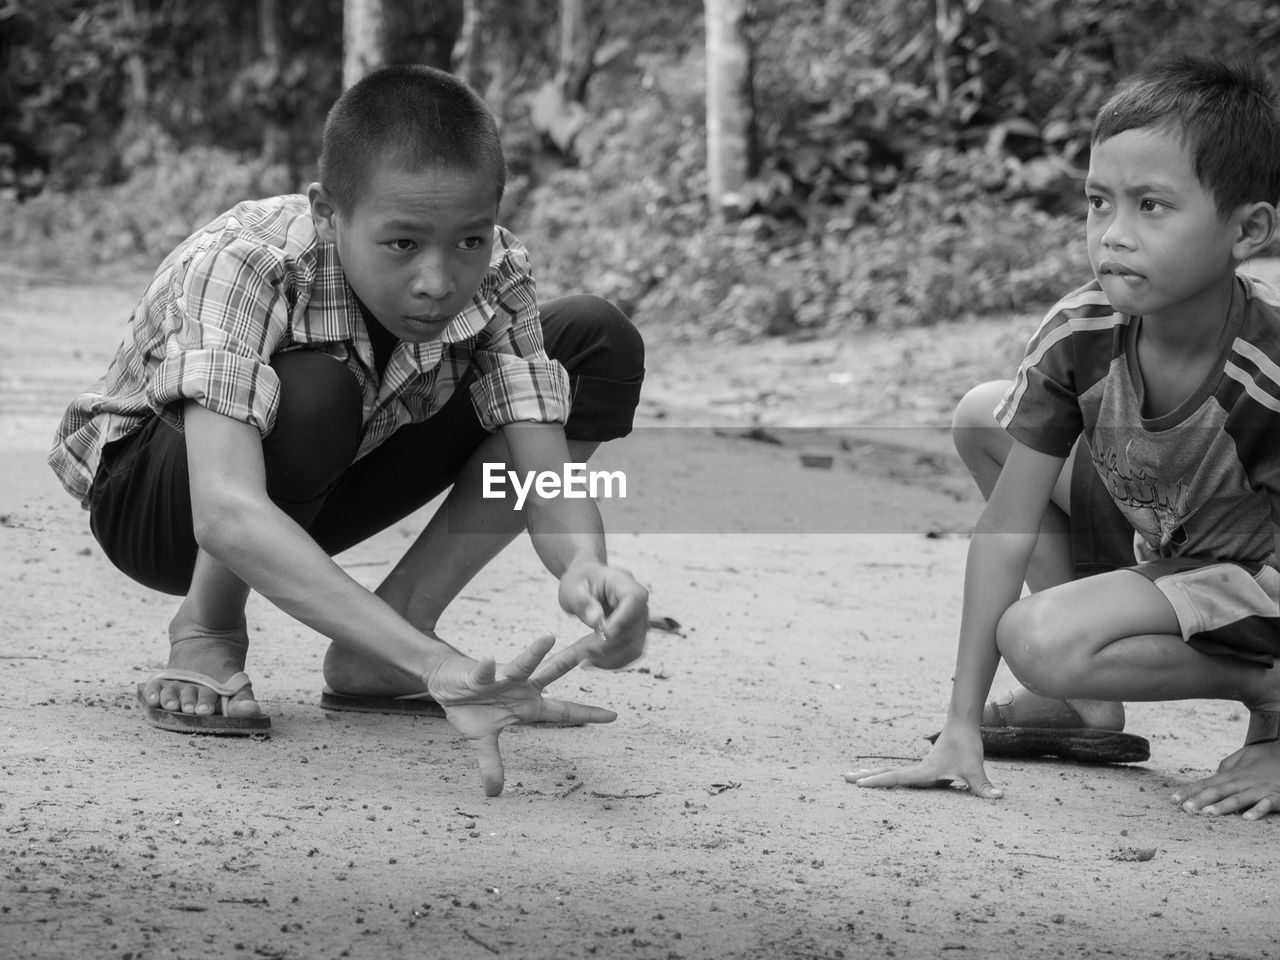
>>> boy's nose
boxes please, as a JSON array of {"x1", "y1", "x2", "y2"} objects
[
  {"x1": 1100, "y1": 218, "x2": 1134, "y2": 250},
  {"x1": 411, "y1": 259, "x2": 454, "y2": 300}
]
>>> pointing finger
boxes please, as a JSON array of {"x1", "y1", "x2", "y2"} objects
[
  {"x1": 536, "y1": 695, "x2": 617, "y2": 725},
  {"x1": 531, "y1": 635, "x2": 595, "y2": 690}
]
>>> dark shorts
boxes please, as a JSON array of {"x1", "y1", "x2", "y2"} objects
[{"x1": 89, "y1": 294, "x2": 644, "y2": 595}]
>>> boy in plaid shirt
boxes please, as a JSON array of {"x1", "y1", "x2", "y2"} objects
[{"x1": 49, "y1": 65, "x2": 648, "y2": 796}]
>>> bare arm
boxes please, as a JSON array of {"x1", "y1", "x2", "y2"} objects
[
  {"x1": 848, "y1": 439, "x2": 1064, "y2": 797},
  {"x1": 503, "y1": 421, "x2": 607, "y2": 576},
  {"x1": 503, "y1": 421, "x2": 649, "y2": 667},
  {"x1": 183, "y1": 401, "x2": 458, "y2": 682},
  {"x1": 186, "y1": 403, "x2": 618, "y2": 795},
  {"x1": 946, "y1": 441, "x2": 1066, "y2": 729}
]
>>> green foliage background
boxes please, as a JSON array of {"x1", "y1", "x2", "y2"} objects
[{"x1": 4, "y1": 0, "x2": 1280, "y2": 339}]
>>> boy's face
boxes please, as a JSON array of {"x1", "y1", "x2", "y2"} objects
[
  {"x1": 311, "y1": 162, "x2": 498, "y2": 343},
  {"x1": 1085, "y1": 125, "x2": 1239, "y2": 324}
]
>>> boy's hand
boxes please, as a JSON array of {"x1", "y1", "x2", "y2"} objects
[
  {"x1": 557, "y1": 561, "x2": 649, "y2": 669},
  {"x1": 427, "y1": 634, "x2": 615, "y2": 797},
  {"x1": 1171, "y1": 740, "x2": 1280, "y2": 820},
  {"x1": 843, "y1": 725, "x2": 1004, "y2": 799}
]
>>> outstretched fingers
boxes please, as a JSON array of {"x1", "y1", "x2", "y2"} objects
[
  {"x1": 500, "y1": 634, "x2": 557, "y2": 683},
  {"x1": 844, "y1": 767, "x2": 953, "y2": 790},
  {"x1": 1176, "y1": 779, "x2": 1280, "y2": 819},
  {"x1": 843, "y1": 765, "x2": 1003, "y2": 799}
]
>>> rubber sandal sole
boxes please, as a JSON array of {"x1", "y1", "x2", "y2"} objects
[
  {"x1": 319, "y1": 690, "x2": 447, "y2": 718},
  {"x1": 927, "y1": 726, "x2": 1150, "y2": 764},
  {"x1": 135, "y1": 685, "x2": 271, "y2": 736}
]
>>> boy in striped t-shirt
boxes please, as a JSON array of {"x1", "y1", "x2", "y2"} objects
[{"x1": 848, "y1": 56, "x2": 1280, "y2": 819}]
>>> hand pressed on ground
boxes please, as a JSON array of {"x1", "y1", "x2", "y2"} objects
[
  {"x1": 427, "y1": 633, "x2": 615, "y2": 796},
  {"x1": 843, "y1": 725, "x2": 1004, "y2": 799},
  {"x1": 1171, "y1": 740, "x2": 1280, "y2": 820}
]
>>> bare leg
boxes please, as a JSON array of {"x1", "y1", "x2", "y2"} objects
[
  {"x1": 952, "y1": 381, "x2": 1122, "y2": 730},
  {"x1": 997, "y1": 570, "x2": 1280, "y2": 713},
  {"x1": 140, "y1": 549, "x2": 262, "y2": 717},
  {"x1": 322, "y1": 434, "x2": 601, "y2": 695}
]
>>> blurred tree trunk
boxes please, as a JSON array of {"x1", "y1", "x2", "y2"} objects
[
  {"x1": 557, "y1": 0, "x2": 601, "y2": 104},
  {"x1": 933, "y1": 0, "x2": 962, "y2": 124},
  {"x1": 453, "y1": 0, "x2": 483, "y2": 86},
  {"x1": 344, "y1": 0, "x2": 387, "y2": 89},
  {"x1": 529, "y1": 0, "x2": 601, "y2": 153},
  {"x1": 704, "y1": 0, "x2": 756, "y2": 218},
  {"x1": 119, "y1": 0, "x2": 149, "y2": 133},
  {"x1": 259, "y1": 0, "x2": 286, "y2": 163}
]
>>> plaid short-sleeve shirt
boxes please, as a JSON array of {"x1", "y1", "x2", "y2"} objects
[{"x1": 48, "y1": 194, "x2": 571, "y2": 507}]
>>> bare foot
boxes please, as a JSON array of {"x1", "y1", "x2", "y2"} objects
[
  {"x1": 984, "y1": 687, "x2": 1126, "y2": 730},
  {"x1": 322, "y1": 639, "x2": 438, "y2": 697},
  {"x1": 1065, "y1": 697, "x2": 1126, "y2": 730},
  {"x1": 140, "y1": 611, "x2": 262, "y2": 718}
]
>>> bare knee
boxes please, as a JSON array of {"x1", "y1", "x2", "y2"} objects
[
  {"x1": 952, "y1": 380, "x2": 1014, "y2": 496},
  {"x1": 996, "y1": 595, "x2": 1089, "y2": 698},
  {"x1": 953, "y1": 381, "x2": 1011, "y2": 448}
]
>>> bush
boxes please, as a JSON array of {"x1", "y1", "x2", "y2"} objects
[
  {"x1": 0, "y1": 138, "x2": 295, "y2": 269},
  {"x1": 512, "y1": 49, "x2": 1091, "y2": 341}
]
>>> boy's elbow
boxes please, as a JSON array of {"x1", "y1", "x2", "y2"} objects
[{"x1": 190, "y1": 492, "x2": 263, "y2": 556}]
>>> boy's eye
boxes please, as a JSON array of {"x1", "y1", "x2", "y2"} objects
[
  {"x1": 1138, "y1": 198, "x2": 1164, "y2": 212},
  {"x1": 1086, "y1": 195, "x2": 1109, "y2": 211},
  {"x1": 386, "y1": 239, "x2": 416, "y2": 253},
  {"x1": 458, "y1": 236, "x2": 487, "y2": 252}
]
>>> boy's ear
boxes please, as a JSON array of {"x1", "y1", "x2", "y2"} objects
[
  {"x1": 308, "y1": 182, "x2": 339, "y2": 243},
  {"x1": 1233, "y1": 201, "x2": 1277, "y2": 261}
]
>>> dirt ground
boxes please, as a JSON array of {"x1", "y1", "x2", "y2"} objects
[{"x1": 2, "y1": 268, "x2": 1278, "y2": 960}]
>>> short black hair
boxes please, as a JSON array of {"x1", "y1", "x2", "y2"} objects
[
  {"x1": 1092, "y1": 55, "x2": 1280, "y2": 215},
  {"x1": 319, "y1": 64, "x2": 505, "y2": 213}
]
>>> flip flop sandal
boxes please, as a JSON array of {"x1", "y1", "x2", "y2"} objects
[
  {"x1": 927, "y1": 689, "x2": 1151, "y2": 763},
  {"x1": 317, "y1": 689, "x2": 584, "y2": 727},
  {"x1": 137, "y1": 670, "x2": 271, "y2": 736},
  {"x1": 318, "y1": 689, "x2": 447, "y2": 718}
]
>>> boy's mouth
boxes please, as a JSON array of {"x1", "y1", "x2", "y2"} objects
[{"x1": 1097, "y1": 260, "x2": 1142, "y2": 279}]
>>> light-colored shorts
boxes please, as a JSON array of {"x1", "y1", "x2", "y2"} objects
[{"x1": 1134, "y1": 558, "x2": 1280, "y2": 666}]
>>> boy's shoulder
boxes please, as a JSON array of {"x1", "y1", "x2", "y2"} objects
[
  {"x1": 188, "y1": 193, "x2": 316, "y2": 259},
  {"x1": 1240, "y1": 272, "x2": 1280, "y2": 323},
  {"x1": 491, "y1": 224, "x2": 530, "y2": 269},
  {"x1": 1234, "y1": 272, "x2": 1280, "y2": 369},
  {"x1": 158, "y1": 194, "x2": 319, "y2": 279},
  {"x1": 1022, "y1": 278, "x2": 1128, "y2": 354}
]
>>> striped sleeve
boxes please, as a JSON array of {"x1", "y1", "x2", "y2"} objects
[
  {"x1": 1223, "y1": 287, "x2": 1280, "y2": 526},
  {"x1": 996, "y1": 283, "x2": 1119, "y2": 458},
  {"x1": 468, "y1": 231, "x2": 571, "y2": 430},
  {"x1": 146, "y1": 237, "x2": 289, "y2": 435}
]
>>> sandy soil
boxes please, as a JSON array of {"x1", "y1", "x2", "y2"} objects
[{"x1": 2, "y1": 269, "x2": 1277, "y2": 960}]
